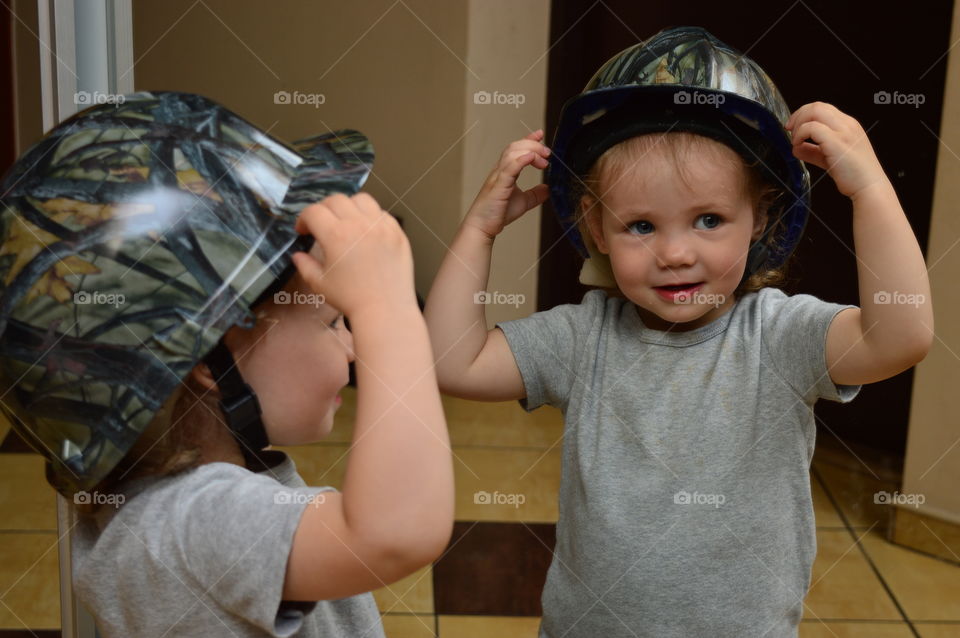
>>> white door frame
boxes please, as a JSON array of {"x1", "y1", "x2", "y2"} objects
[{"x1": 37, "y1": 3, "x2": 134, "y2": 635}]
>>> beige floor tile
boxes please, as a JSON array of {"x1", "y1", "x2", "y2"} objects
[
  {"x1": 803, "y1": 529, "x2": 902, "y2": 620},
  {"x1": 860, "y1": 530, "x2": 960, "y2": 621},
  {"x1": 814, "y1": 461, "x2": 898, "y2": 530},
  {"x1": 442, "y1": 395, "x2": 564, "y2": 449},
  {"x1": 381, "y1": 613, "x2": 436, "y2": 637},
  {"x1": 813, "y1": 434, "x2": 902, "y2": 484},
  {"x1": 453, "y1": 447, "x2": 560, "y2": 523},
  {"x1": 373, "y1": 565, "x2": 433, "y2": 614},
  {"x1": 323, "y1": 387, "x2": 566, "y2": 450},
  {"x1": 437, "y1": 615, "x2": 541, "y2": 638},
  {"x1": 0, "y1": 532, "x2": 61, "y2": 629},
  {"x1": 914, "y1": 622, "x2": 960, "y2": 637},
  {"x1": 798, "y1": 620, "x2": 915, "y2": 637},
  {"x1": 812, "y1": 470, "x2": 844, "y2": 528},
  {"x1": 0, "y1": 454, "x2": 58, "y2": 531},
  {"x1": 275, "y1": 444, "x2": 349, "y2": 489}
]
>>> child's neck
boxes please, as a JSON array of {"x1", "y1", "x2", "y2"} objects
[{"x1": 634, "y1": 297, "x2": 737, "y2": 332}]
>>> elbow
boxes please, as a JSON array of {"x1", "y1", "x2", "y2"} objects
[{"x1": 373, "y1": 519, "x2": 453, "y2": 577}]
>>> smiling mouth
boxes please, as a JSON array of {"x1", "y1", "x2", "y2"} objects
[{"x1": 654, "y1": 282, "x2": 703, "y2": 290}]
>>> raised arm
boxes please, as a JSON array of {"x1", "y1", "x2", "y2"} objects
[
  {"x1": 282, "y1": 193, "x2": 453, "y2": 601},
  {"x1": 424, "y1": 131, "x2": 551, "y2": 400},
  {"x1": 786, "y1": 102, "x2": 934, "y2": 385}
]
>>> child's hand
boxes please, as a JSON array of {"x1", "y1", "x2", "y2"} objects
[
  {"x1": 785, "y1": 102, "x2": 888, "y2": 201},
  {"x1": 464, "y1": 130, "x2": 551, "y2": 239},
  {"x1": 291, "y1": 193, "x2": 416, "y2": 317}
]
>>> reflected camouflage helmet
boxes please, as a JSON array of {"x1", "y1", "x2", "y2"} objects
[
  {"x1": 0, "y1": 91, "x2": 373, "y2": 497},
  {"x1": 548, "y1": 26, "x2": 810, "y2": 281}
]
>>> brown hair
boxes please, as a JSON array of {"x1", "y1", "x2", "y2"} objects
[{"x1": 573, "y1": 131, "x2": 795, "y2": 299}]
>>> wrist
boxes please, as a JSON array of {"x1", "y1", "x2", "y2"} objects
[
  {"x1": 849, "y1": 175, "x2": 895, "y2": 207},
  {"x1": 461, "y1": 218, "x2": 499, "y2": 244},
  {"x1": 347, "y1": 299, "x2": 422, "y2": 328}
]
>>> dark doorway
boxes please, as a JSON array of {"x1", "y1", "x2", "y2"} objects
[
  {"x1": 1, "y1": 3, "x2": 16, "y2": 176},
  {"x1": 540, "y1": 1, "x2": 953, "y2": 457}
]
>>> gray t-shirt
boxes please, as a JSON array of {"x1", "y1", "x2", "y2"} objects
[
  {"x1": 72, "y1": 450, "x2": 385, "y2": 638},
  {"x1": 496, "y1": 287, "x2": 861, "y2": 638}
]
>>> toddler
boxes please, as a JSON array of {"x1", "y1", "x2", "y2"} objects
[
  {"x1": 0, "y1": 91, "x2": 453, "y2": 637},
  {"x1": 425, "y1": 26, "x2": 932, "y2": 637}
]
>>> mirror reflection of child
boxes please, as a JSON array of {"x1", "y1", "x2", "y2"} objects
[
  {"x1": 425, "y1": 26, "x2": 931, "y2": 637},
  {"x1": 0, "y1": 91, "x2": 453, "y2": 637}
]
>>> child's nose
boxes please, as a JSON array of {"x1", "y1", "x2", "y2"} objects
[
  {"x1": 655, "y1": 234, "x2": 696, "y2": 268},
  {"x1": 344, "y1": 329, "x2": 356, "y2": 363}
]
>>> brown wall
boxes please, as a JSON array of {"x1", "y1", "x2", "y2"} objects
[{"x1": 129, "y1": 0, "x2": 549, "y2": 312}]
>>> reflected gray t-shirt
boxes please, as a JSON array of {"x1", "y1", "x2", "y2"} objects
[
  {"x1": 71, "y1": 450, "x2": 385, "y2": 638},
  {"x1": 496, "y1": 287, "x2": 861, "y2": 638}
]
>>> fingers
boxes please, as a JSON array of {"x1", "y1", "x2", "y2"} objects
[
  {"x1": 523, "y1": 183, "x2": 550, "y2": 211},
  {"x1": 524, "y1": 129, "x2": 545, "y2": 142},
  {"x1": 786, "y1": 101, "x2": 850, "y2": 137},
  {"x1": 790, "y1": 120, "x2": 831, "y2": 148}
]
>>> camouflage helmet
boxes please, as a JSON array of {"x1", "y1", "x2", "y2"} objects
[
  {"x1": 548, "y1": 26, "x2": 810, "y2": 286},
  {"x1": 0, "y1": 91, "x2": 373, "y2": 497}
]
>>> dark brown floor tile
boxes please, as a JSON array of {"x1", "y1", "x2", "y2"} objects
[{"x1": 433, "y1": 521, "x2": 555, "y2": 617}]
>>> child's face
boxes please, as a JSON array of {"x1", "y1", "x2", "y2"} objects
[
  {"x1": 586, "y1": 142, "x2": 766, "y2": 332},
  {"x1": 225, "y1": 273, "x2": 354, "y2": 445}
]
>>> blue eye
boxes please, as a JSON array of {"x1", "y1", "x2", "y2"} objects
[
  {"x1": 627, "y1": 220, "x2": 654, "y2": 235},
  {"x1": 695, "y1": 214, "x2": 722, "y2": 230}
]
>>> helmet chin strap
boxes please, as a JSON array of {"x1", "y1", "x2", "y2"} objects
[{"x1": 202, "y1": 341, "x2": 272, "y2": 471}]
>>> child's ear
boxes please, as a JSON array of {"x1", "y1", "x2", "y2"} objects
[
  {"x1": 751, "y1": 209, "x2": 769, "y2": 242},
  {"x1": 583, "y1": 197, "x2": 609, "y2": 254},
  {"x1": 189, "y1": 362, "x2": 220, "y2": 394}
]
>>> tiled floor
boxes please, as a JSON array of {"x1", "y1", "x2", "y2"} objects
[{"x1": 1, "y1": 387, "x2": 959, "y2": 637}]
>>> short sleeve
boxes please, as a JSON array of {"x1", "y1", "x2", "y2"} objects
[
  {"x1": 495, "y1": 290, "x2": 604, "y2": 412},
  {"x1": 760, "y1": 288, "x2": 862, "y2": 405},
  {"x1": 165, "y1": 465, "x2": 332, "y2": 636}
]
